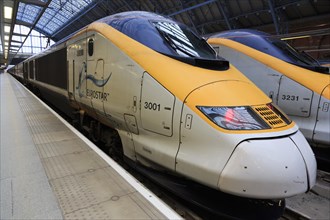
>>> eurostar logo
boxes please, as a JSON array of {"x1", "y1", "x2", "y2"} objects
[{"x1": 76, "y1": 62, "x2": 112, "y2": 98}]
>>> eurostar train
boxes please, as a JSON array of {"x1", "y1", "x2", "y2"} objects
[
  {"x1": 208, "y1": 30, "x2": 330, "y2": 148},
  {"x1": 9, "y1": 12, "x2": 317, "y2": 199}
]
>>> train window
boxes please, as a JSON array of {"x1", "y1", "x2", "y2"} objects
[
  {"x1": 153, "y1": 21, "x2": 216, "y2": 59},
  {"x1": 103, "y1": 12, "x2": 228, "y2": 70},
  {"x1": 88, "y1": 38, "x2": 94, "y2": 56}
]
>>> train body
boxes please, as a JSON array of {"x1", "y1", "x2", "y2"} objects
[
  {"x1": 208, "y1": 30, "x2": 330, "y2": 148},
  {"x1": 9, "y1": 12, "x2": 316, "y2": 199}
]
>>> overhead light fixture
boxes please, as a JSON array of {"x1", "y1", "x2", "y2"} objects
[
  {"x1": 4, "y1": 25, "x2": 11, "y2": 33},
  {"x1": 4, "y1": 6, "x2": 13, "y2": 19},
  {"x1": 4, "y1": 35, "x2": 9, "y2": 40},
  {"x1": 4, "y1": 41, "x2": 9, "y2": 45},
  {"x1": 281, "y1": 35, "x2": 310, "y2": 40}
]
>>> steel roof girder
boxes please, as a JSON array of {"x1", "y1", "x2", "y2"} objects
[
  {"x1": 19, "y1": 0, "x2": 47, "y2": 7},
  {"x1": 51, "y1": 0, "x2": 103, "y2": 38},
  {"x1": 216, "y1": 0, "x2": 232, "y2": 29},
  {"x1": 16, "y1": 19, "x2": 33, "y2": 27},
  {"x1": 267, "y1": 0, "x2": 279, "y2": 34},
  {"x1": 167, "y1": 0, "x2": 219, "y2": 17},
  {"x1": 178, "y1": 0, "x2": 198, "y2": 33}
]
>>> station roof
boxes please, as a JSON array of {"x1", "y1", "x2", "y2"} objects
[{"x1": 1, "y1": 0, "x2": 330, "y2": 66}]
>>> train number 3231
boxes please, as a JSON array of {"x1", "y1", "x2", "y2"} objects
[{"x1": 282, "y1": 95, "x2": 299, "y2": 101}]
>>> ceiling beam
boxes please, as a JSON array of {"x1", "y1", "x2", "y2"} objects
[
  {"x1": 11, "y1": 39, "x2": 23, "y2": 44},
  {"x1": 178, "y1": 0, "x2": 197, "y2": 33},
  {"x1": 167, "y1": 0, "x2": 218, "y2": 17},
  {"x1": 16, "y1": 20, "x2": 33, "y2": 27},
  {"x1": 12, "y1": 32, "x2": 28, "y2": 37},
  {"x1": 20, "y1": 0, "x2": 47, "y2": 7}
]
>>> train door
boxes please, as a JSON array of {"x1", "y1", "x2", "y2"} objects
[
  {"x1": 277, "y1": 76, "x2": 315, "y2": 140},
  {"x1": 26, "y1": 62, "x2": 30, "y2": 80},
  {"x1": 67, "y1": 42, "x2": 76, "y2": 103},
  {"x1": 278, "y1": 76, "x2": 313, "y2": 117},
  {"x1": 28, "y1": 60, "x2": 35, "y2": 80},
  {"x1": 84, "y1": 35, "x2": 97, "y2": 117},
  {"x1": 22, "y1": 62, "x2": 28, "y2": 84},
  {"x1": 70, "y1": 30, "x2": 93, "y2": 111},
  {"x1": 85, "y1": 34, "x2": 108, "y2": 117},
  {"x1": 134, "y1": 72, "x2": 179, "y2": 170},
  {"x1": 34, "y1": 60, "x2": 38, "y2": 80},
  {"x1": 140, "y1": 72, "x2": 174, "y2": 136}
]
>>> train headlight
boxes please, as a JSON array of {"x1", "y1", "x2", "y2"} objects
[{"x1": 197, "y1": 106, "x2": 270, "y2": 130}]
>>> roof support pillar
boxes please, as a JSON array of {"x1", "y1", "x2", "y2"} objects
[
  {"x1": 268, "y1": 0, "x2": 280, "y2": 34},
  {"x1": 217, "y1": 0, "x2": 232, "y2": 30},
  {"x1": 178, "y1": 0, "x2": 198, "y2": 33}
]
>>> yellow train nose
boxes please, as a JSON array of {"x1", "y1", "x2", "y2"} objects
[{"x1": 185, "y1": 80, "x2": 270, "y2": 108}]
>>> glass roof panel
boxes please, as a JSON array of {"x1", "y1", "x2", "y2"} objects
[
  {"x1": 44, "y1": 8, "x2": 56, "y2": 17},
  {"x1": 31, "y1": 29, "x2": 40, "y2": 36},
  {"x1": 43, "y1": 10, "x2": 55, "y2": 19},
  {"x1": 17, "y1": 2, "x2": 42, "y2": 24},
  {"x1": 35, "y1": 0, "x2": 94, "y2": 35},
  {"x1": 54, "y1": 14, "x2": 66, "y2": 22},
  {"x1": 36, "y1": 8, "x2": 56, "y2": 31},
  {"x1": 36, "y1": 19, "x2": 47, "y2": 28},
  {"x1": 48, "y1": 22, "x2": 58, "y2": 30},
  {"x1": 20, "y1": 25, "x2": 31, "y2": 35},
  {"x1": 11, "y1": 42, "x2": 22, "y2": 46},
  {"x1": 17, "y1": 0, "x2": 95, "y2": 37},
  {"x1": 12, "y1": 35, "x2": 22, "y2": 42},
  {"x1": 13, "y1": 25, "x2": 21, "y2": 34},
  {"x1": 43, "y1": 27, "x2": 52, "y2": 34}
]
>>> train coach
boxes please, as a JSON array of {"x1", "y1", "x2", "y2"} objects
[
  {"x1": 9, "y1": 12, "x2": 316, "y2": 199},
  {"x1": 208, "y1": 30, "x2": 330, "y2": 148}
]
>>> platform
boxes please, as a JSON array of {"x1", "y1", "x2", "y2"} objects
[{"x1": 0, "y1": 72, "x2": 181, "y2": 219}]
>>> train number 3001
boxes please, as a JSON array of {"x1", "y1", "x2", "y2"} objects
[
  {"x1": 282, "y1": 95, "x2": 299, "y2": 101},
  {"x1": 144, "y1": 102, "x2": 161, "y2": 111}
]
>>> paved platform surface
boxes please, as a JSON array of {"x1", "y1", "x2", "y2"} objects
[{"x1": 0, "y1": 73, "x2": 181, "y2": 219}]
